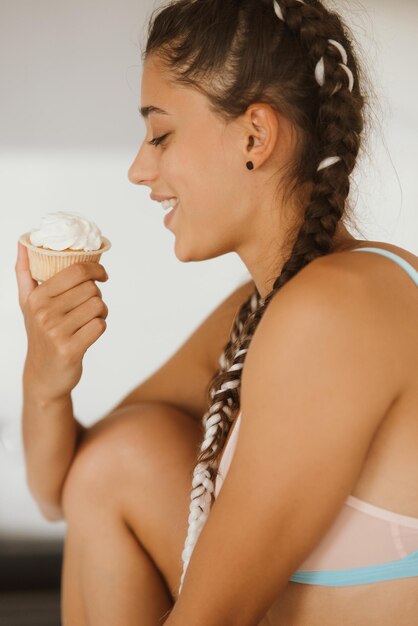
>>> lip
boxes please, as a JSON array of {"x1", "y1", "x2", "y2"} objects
[
  {"x1": 163, "y1": 203, "x2": 179, "y2": 228},
  {"x1": 151, "y1": 193, "x2": 178, "y2": 202}
]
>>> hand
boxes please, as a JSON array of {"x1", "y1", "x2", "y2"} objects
[{"x1": 16, "y1": 242, "x2": 109, "y2": 400}]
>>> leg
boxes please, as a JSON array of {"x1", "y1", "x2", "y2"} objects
[
  {"x1": 60, "y1": 403, "x2": 203, "y2": 626},
  {"x1": 61, "y1": 505, "x2": 173, "y2": 625}
]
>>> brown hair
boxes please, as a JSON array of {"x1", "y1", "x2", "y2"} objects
[{"x1": 142, "y1": 0, "x2": 373, "y2": 597}]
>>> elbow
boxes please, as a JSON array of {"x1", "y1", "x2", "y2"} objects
[
  {"x1": 38, "y1": 500, "x2": 66, "y2": 522},
  {"x1": 31, "y1": 487, "x2": 66, "y2": 521},
  {"x1": 26, "y1": 475, "x2": 66, "y2": 522}
]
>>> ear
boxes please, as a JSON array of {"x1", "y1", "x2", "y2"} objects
[{"x1": 242, "y1": 103, "x2": 291, "y2": 168}]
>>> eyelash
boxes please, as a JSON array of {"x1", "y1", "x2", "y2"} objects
[{"x1": 147, "y1": 133, "x2": 170, "y2": 148}]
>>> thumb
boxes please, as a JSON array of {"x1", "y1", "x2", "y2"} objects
[{"x1": 15, "y1": 241, "x2": 38, "y2": 309}]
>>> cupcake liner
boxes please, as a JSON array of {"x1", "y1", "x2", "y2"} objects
[{"x1": 19, "y1": 232, "x2": 112, "y2": 283}]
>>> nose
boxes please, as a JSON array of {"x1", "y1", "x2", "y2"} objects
[
  {"x1": 127, "y1": 146, "x2": 143, "y2": 184},
  {"x1": 127, "y1": 142, "x2": 157, "y2": 185}
]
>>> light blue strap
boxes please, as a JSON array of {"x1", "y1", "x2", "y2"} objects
[
  {"x1": 289, "y1": 549, "x2": 418, "y2": 587},
  {"x1": 351, "y1": 247, "x2": 418, "y2": 286}
]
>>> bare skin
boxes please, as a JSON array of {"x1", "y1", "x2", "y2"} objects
[
  {"x1": 61, "y1": 403, "x2": 201, "y2": 625},
  {"x1": 61, "y1": 242, "x2": 418, "y2": 626},
  {"x1": 58, "y1": 54, "x2": 418, "y2": 625}
]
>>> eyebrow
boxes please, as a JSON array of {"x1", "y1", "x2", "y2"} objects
[{"x1": 139, "y1": 105, "x2": 171, "y2": 119}]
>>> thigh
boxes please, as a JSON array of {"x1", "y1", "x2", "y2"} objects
[{"x1": 61, "y1": 402, "x2": 204, "y2": 602}]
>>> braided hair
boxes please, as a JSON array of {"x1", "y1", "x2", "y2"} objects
[{"x1": 142, "y1": 0, "x2": 370, "y2": 596}]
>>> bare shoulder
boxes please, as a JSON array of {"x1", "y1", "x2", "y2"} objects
[
  {"x1": 326, "y1": 240, "x2": 418, "y2": 274},
  {"x1": 261, "y1": 240, "x2": 417, "y2": 403},
  {"x1": 323, "y1": 241, "x2": 418, "y2": 311},
  {"x1": 302, "y1": 240, "x2": 418, "y2": 297}
]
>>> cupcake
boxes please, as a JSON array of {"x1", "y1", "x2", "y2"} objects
[{"x1": 19, "y1": 211, "x2": 111, "y2": 283}]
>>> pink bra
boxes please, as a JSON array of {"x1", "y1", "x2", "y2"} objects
[{"x1": 214, "y1": 411, "x2": 418, "y2": 586}]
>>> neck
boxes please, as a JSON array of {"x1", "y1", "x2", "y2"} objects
[{"x1": 247, "y1": 223, "x2": 361, "y2": 301}]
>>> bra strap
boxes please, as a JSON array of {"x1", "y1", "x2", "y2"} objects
[{"x1": 351, "y1": 247, "x2": 418, "y2": 286}]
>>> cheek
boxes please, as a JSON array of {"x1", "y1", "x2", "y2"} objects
[
  {"x1": 182, "y1": 125, "x2": 228, "y2": 182},
  {"x1": 190, "y1": 198, "x2": 237, "y2": 246},
  {"x1": 170, "y1": 130, "x2": 241, "y2": 227}
]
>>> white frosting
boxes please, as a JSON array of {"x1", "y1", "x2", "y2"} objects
[{"x1": 29, "y1": 212, "x2": 103, "y2": 251}]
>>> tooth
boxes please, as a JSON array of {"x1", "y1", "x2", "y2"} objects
[{"x1": 161, "y1": 198, "x2": 179, "y2": 210}]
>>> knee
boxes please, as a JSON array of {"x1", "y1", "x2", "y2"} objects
[{"x1": 61, "y1": 402, "x2": 199, "y2": 520}]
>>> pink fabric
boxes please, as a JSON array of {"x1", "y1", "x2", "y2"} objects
[{"x1": 213, "y1": 412, "x2": 418, "y2": 570}]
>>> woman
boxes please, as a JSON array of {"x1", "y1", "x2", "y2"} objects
[{"x1": 16, "y1": 0, "x2": 418, "y2": 624}]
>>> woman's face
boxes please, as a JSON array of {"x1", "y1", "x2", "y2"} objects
[
  {"x1": 127, "y1": 56, "x2": 284, "y2": 264},
  {"x1": 128, "y1": 56, "x2": 359, "y2": 296}
]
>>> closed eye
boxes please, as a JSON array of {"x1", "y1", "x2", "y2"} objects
[{"x1": 147, "y1": 133, "x2": 170, "y2": 148}]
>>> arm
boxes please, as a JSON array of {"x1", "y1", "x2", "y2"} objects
[
  {"x1": 166, "y1": 260, "x2": 397, "y2": 626},
  {"x1": 25, "y1": 278, "x2": 255, "y2": 522},
  {"x1": 22, "y1": 388, "x2": 86, "y2": 522}
]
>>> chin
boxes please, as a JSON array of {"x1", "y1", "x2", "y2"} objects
[
  {"x1": 174, "y1": 238, "x2": 226, "y2": 263},
  {"x1": 174, "y1": 244, "x2": 207, "y2": 263}
]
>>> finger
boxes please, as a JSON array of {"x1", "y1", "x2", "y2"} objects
[
  {"x1": 43, "y1": 262, "x2": 108, "y2": 298},
  {"x1": 71, "y1": 317, "x2": 107, "y2": 357},
  {"x1": 15, "y1": 242, "x2": 38, "y2": 309},
  {"x1": 53, "y1": 280, "x2": 103, "y2": 315},
  {"x1": 62, "y1": 296, "x2": 108, "y2": 336}
]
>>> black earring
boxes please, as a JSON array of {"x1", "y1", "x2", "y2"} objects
[{"x1": 246, "y1": 161, "x2": 254, "y2": 170}]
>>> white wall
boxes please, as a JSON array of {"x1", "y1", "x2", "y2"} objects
[{"x1": 0, "y1": 0, "x2": 417, "y2": 540}]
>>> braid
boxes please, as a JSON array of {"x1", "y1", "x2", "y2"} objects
[
  {"x1": 262, "y1": 0, "x2": 364, "y2": 304},
  {"x1": 176, "y1": 0, "x2": 365, "y2": 596},
  {"x1": 178, "y1": 289, "x2": 261, "y2": 584}
]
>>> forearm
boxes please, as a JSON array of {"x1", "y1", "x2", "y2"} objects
[{"x1": 21, "y1": 387, "x2": 85, "y2": 516}]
